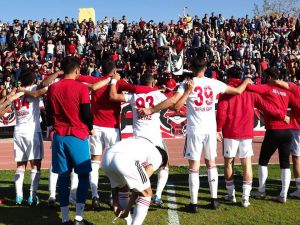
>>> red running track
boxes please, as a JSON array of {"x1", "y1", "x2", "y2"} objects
[{"x1": 0, "y1": 137, "x2": 279, "y2": 170}]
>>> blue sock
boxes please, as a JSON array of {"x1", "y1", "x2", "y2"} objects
[
  {"x1": 58, "y1": 172, "x2": 70, "y2": 207},
  {"x1": 76, "y1": 173, "x2": 89, "y2": 204}
]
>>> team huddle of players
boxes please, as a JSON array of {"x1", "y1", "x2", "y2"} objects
[{"x1": 1, "y1": 55, "x2": 300, "y2": 225}]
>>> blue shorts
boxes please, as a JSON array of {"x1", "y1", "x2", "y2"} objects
[{"x1": 52, "y1": 133, "x2": 92, "y2": 175}]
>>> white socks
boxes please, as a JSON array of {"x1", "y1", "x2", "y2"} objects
[
  {"x1": 156, "y1": 167, "x2": 169, "y2": 198},
  {"x1": 296, "y1": 178, "x2": 300, "y2": 190},
  {"x1": 49, "y1": 166, "x2": 58, "y2": 199},
  {"x1": 242, "y1": 181, "x2": 252, "y2": 201},
  {"x1": 132, "y1": 196, "x2": 151, "y2": 225},
  {"x1": 75, "y1": 203, "x2": 85, "y2": 221},
  {"x1": 225, "y1": 180, "x2": 235, "y2": 196},
  {"x1": 280, "y1": 169, "x2": 291, "y2": 198},
  {"x1": 90, "y1": 160, "x2": 100, "y2": 198},
  {"x1": 15, "y1": 168, "x2": 25, "y2": 198},
  {"x1": 61, "y1": 206, "x2": 70, "y2": 223},
  {"x1": 30, "y1": 170, "x2": 40, "y2": 198},
  {"x1": 119, "y1": 192, "x2": 132, "y2": 221},
  {"x1": 188, "y1": 169, "x2": 199, "y2": 204},
  {"x1": 258, "y1": 165, "x2": 268, "y2": 193},
  {"x1": 208, "y1": 167, "x2": 218, "y2": 199}
]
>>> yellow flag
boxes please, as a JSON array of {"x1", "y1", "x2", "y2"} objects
[{"x1": 78, "y1": 8, "x2": 96, "y2": 23}]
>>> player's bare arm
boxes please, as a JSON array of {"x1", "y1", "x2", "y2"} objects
[
  {"x1": 174, "y1": 79, "x2": 194, "y2": 112},
  {"x1": 0, "y1": 92, "x2": 24, "y2": 115},
  {"x1": 38, "y1": 70, "x2": 64, "y2": 89},
  {"x1": 274, "y1": 80, "x2": 290, "y2": 90},
  {"x1": 17, "y1": 86, "x2": 47, "y2": 98},
  {"x1": 109, "y1": 73, "x2": 126, "y2": 102},
  {"x1": 225, "y1": 78, "x2": 252, "y2": 95},
  {"x1": 138, "y1": 92, "x2": 183, "y2": 117},
  {"x1": 88, "y1": 76, "x2": 111, "y2": 92}
]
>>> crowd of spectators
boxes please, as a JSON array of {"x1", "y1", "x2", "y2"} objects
[{"x1": 1, "y1": 12, "x2": 300, "y2": 99}]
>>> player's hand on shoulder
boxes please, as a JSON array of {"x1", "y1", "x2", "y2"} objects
[
  {"x1": 244, "y1": 78, "x2": 253, "y2": 85},
  {"x1": 284, "y1": 115, "x2": 290, "y2": 124},
  {"x1": 112, "y1": 71, "x2": 121, "y2": 81},
  {"x1": 185, "y1": 79, "x2": 194, "y2": 92}
]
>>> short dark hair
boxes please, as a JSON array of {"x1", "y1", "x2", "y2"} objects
[
  {"x1": 61, "y1": 56, "x2": 80, "y2": 74},
  {"x1": 20, "y1": 69, "x2": 36, "y2": 86},
  {"x1": 156, "y1": 146, "x2": 168, "y2": 168},
  {"x1": 102, "y1": 60, "x2": 116, "y2": 75},
  {"x1": 190, "y1": 57, "x2": 207, "y2": 74},
  {"x1": 140, "y1": 73, "x2": 154, "y2": 86},
  {"x1": 264, "y1": 67, "x2": 280, "y2": 81},
  {"x1": 227, "y1": 66, "x2": 242, "y2": 79}
]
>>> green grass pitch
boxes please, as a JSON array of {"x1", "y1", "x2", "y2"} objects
[{"x1": 0, "y1": 165, "x2": 299, "y2": 225}]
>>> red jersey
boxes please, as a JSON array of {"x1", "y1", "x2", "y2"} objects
[
  {"x1": 77, "y1": 75, "x2": 154, "y2": 129},
  {"x1": 247, "y1": 83, "x2": 298, "y2": 130},
  {"x1": 47, "y1": 79, "x2": 90, "y2": 140},
  {"x1": 217, "y1": 79, "x2": 285, "y2": 139},
  {"x1": 289, "y1": 83, "x2": 300, "y2": 130}
]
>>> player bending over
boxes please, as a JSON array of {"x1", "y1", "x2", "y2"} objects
[{"x1": 102, "y1": 137, "x2": 168, "y2": 225}]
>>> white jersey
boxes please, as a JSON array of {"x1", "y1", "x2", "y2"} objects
[
  {"x1": 177, "y1": 77, "x2": 227, "y2": 134},
  {"x1": 126, "y1": 90, "x2": 167, "y2": 146},
  {"x1": 14, "y1": 85, "x2": 42, "y2": 133},
  {"x1": 107, "y1": 137, "x2": 162, "y2": 171}
]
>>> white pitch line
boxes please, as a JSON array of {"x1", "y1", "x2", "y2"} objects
[{"x1": 167, "y1": 184, "x2": 180, "y2": 225}]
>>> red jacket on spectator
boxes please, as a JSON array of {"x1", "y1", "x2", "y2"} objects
[
  {"x1": 260, "y1": 60, "x2": 268, "y2": 71},
  {"x1": 111, "y1": 52, "x2": 119, "y2": 62},
  {"x1": 217, "y1": 78, "x2": 285, "y2": 139},
  {"x1": 66, "y1": 43, "x2": 76, "y2": 55},
  {"x1": 289, "y1": 82, "x2": 300, "y2": 130}
]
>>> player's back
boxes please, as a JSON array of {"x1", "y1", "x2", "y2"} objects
[
  {"x1": 107, "y1": 138, "x2": 162, "y2": 171},
  {"x1": 128, "y1": 89, "x2": 166, "y2": 145},
  {"x1": 181, "y1": 76, "x2": 227, "y2": 134},
  {"x1": 14, "y1": 85, "x2": 41, "y2": 133},
  {"x1": 47, "y1": 79, "x2": 89, "y2": 139},
  {"x1": 218, "y1": 78, "x2": 257, "y2": 139},
  {"x1": 247, "y1": 84, "x2": 290, "y2": 130}
]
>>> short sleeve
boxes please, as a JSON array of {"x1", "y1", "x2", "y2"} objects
[
  {"x1": 177, "y1": 82, "x2": 185, "y2": 95},
  {"x1": 214, "y1": 80, "x2": 227, "y2": 94},
  {"x1": 80, "y1": 85, "x2": 90, "y2": 104},
  {"x1": 157, "y1": 92, "x2": 167, "y2": 102}
]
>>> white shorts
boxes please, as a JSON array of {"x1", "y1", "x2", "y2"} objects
[
  {"x1": 14, "y1": 132, "x2": 44, "y2": 162},
  {"x1": 90, "y1": 126, "x2": 120, "y2": 156},
  {"x1": 223, "y1": 138, "x2": 253, "y2": 158},
  {"x1": 291, "y1": 130, "x2": 300, "y2": 156},
  {"x1": 102, "y1": 153, "x2": 150, "y2": 192},
  {"x1": 183, "y1": 133, "x2": 217, "y2": 161}
]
